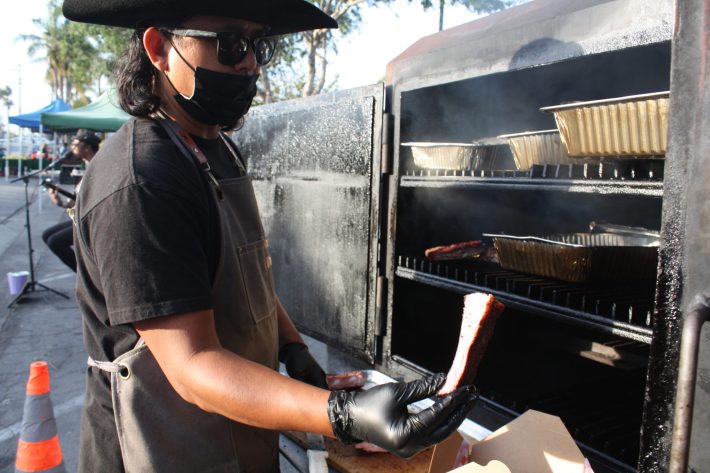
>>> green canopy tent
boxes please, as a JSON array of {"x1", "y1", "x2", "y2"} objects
[{"x1": 41, "y1": 90, "x2": 130, "y2": 132}]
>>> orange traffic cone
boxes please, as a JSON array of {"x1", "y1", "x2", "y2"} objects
[{"x1": 15, "y1": 361, "x2": 66, "y2": 473}]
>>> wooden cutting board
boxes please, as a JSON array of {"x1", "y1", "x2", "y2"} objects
[{"x1": 285, "y1": 431, "x2": 433, "y2": 473}]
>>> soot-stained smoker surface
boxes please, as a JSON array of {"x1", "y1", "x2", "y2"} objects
[
  {"x1": 228, "y1": 0, "x2": 701, "y2": 471},
  {"x1": 233, "y1": 86, "x2": 383, "y2": 361},
  {"x1": 381, "y1": 2, "x2": 676, "y2": 471}
]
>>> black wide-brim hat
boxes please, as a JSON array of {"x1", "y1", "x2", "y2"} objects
[{"x1": 62, "y1": 0, "x2": 338, "y2": 35}]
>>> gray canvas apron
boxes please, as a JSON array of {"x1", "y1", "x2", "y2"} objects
[{"x1": 88, "y1": 128, "x2": 280, "y2": 473}]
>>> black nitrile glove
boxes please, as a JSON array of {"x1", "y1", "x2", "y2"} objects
[
  {"x1": 327, "y1": 373, "x2": 478, "y2": 458},
  {"x1": 279, "y1": 342, "x2": 328, "y2": 389}
]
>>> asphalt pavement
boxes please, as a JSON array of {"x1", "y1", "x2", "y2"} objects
[
  {"x1": 0, "y1": 175, "x2": 368, "y2": 473},
  {"x1": 0, "y1": 176, "x2": 84, "y2": 473}
]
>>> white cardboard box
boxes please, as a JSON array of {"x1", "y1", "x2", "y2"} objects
[{"x1": 429, "y1": 410, "x2": 589, "y2": 473}]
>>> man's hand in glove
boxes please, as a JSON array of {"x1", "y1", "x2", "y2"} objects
[
  {"x1": 327, "y1": 372, "x2": 477, "y2": 458},
  {"x1": 279, "y1": 342, "x2": 328, "y2": 389}
]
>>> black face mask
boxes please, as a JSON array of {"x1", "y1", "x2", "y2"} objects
[{"x1": 166, "y1": 44, "x2": 259, "y2": 128}]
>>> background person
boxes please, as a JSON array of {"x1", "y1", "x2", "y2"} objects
[
  {"x1": 62, "y1": 1, "x2": 478, "y2": 472},
  {"x1": 36, "y1": 143, "x2": 49, "y2": 161},
  {"x1": 42, "y1": 129, "x2": 100, "y2": 272}
]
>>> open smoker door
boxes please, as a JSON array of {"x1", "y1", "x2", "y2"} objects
[
  {"x1": 643, "y1": 1, "x2": 710, "y2": 471},
  {"x1": 232, "y1": 84, "x2": 385, "y2": 362}
]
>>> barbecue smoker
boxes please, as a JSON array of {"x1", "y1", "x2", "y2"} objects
[{"x1": 233, "y1": 0, "x2": 710, "y2": 471}]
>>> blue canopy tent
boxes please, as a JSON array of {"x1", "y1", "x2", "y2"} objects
[
  {"x1": 9, "y1": 99, "x2": 71, "y2": 132},
  {"x1": 5, "y1": 99, "x2": 70, "y2": 179}
]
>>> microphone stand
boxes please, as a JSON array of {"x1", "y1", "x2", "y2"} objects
[{"x1": 8, "y1": 159, "x2": 71, "y2": 307}]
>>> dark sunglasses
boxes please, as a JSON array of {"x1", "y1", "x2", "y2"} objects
[{"x1": 165, "y1": 28, "x2": 277, "y2": 66}]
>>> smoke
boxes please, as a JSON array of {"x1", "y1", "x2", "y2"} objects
[{"x1": 399, "y1": 41, "x2": 671, "y2": 147}]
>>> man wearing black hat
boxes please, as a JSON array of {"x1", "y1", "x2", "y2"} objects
[
  {"x1": 62, "y1": 1, "x2": 478, "y2": 472},
  {"x1": 42, "y1": 129, "x2": 100, "y2": 272}
]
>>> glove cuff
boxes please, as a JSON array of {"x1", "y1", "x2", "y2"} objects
[
  {"x1": 327, "y1": 391, "x2": 361, "y2": 445},
  {"x1": 278, "y1": 342, "x2": 307, "y2": 364}
]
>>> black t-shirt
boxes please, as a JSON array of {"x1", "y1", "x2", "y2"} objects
[
  {"x1": 75, "y1": 117, "x2": 242, "y2": 363},
  {"x1": 75, "y1": 117, "x2": 246, "y2": 471}
]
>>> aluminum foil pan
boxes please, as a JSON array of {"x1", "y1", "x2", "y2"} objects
[
  {"x1": 588, "y1": 221, "x2": 660, "y2": 239},
  {"x1": 402, "y1": 142, "x2": 500, "y2": 171},
  {"x1": 497, "y1": 130, "x2": 572, "y2": 171},
  {"x1": 483, "y1": 232, "x2": 659, "y2": 283},
  {"x1": 541, "y1": 92, "x2": 669, "y2": 157}
]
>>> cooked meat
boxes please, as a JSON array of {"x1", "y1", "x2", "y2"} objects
[
  {"x1": 355, "y1": 442, "x2": 388, "y2": 453},
  {"x1": 438, "y1": 292, "x2": 504, "y2": 396},
  {"x1": 326, "y1": 370, "x2": 366, "y2": 390},
  {"x1": 425, "y1": 240, "x2": 498, "y2": 263}
]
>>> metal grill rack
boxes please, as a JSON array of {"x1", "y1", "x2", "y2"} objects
[
  {"x1": 396, "y1": 255, "x2": 655, "y2": 343},
  {"x1": 478, "y1": 379, "x2": 643, "y2": 471},
  {"x1": 401, "y1": 162, "x2": 665, "y2": 197},
  {"x1": 404, "y1": 160, "x2": 664, "y2": 180}
]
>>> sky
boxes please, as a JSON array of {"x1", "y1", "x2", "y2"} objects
[{"x1": 0, "y1": 0, "x2": 489, "y2": 124}]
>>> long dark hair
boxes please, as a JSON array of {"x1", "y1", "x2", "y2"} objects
[
  {"x1": 115, "y1": 29, "x2": 161, "y2": 117},
  {"x1": 114, "y1": 23, "x2": 247, "y2": 131}
]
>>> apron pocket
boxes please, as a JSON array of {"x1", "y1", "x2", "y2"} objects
[{"x1": 237, "y1": 240, "x2": 277, "y2": 324}]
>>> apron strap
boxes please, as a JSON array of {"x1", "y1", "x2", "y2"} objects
[
  {"x1": 88, "y1": 340, "x2": 146, "y2": 373},
  {"x1": 87, "y1": 356, "x2": 122, "y2": 373},
  {"x1": 218, "y1": 133, "x2": 247, "y2": 175},
  {"x1": 154, "y1": 113, "x2": 224, "y2": 200}
]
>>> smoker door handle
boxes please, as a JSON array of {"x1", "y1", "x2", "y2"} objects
[{"x1": 669, "y1": 293, "x2": 710, "y2": 473}]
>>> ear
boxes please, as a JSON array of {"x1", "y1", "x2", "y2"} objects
[{"x1": 143, "y1": 27, "x2": 170, "y2": 71}]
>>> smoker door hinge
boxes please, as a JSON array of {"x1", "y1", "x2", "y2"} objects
[
  {"x1": 380, "y1": 112, "x2": 393, "y2": 175},
  {"x1": 374, "y1": 275, "x2": 387, "y2": 337}
]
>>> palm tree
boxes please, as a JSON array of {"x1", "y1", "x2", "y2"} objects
[
  {"x1": 19, "y1": 0, "x2": 96, "y2": 104},
  {"x1": 0, "y1": 86, "x2": 12, "y2": 113},
  {"x1": 258, "y1": 0, "x2": 516, "y2": 103},
  {"x1": 418, "y1": 0, "x2": 513, "y2": 31},
  {"x1": 19, "y1": 1, "x2": 65, "y2": 100},
  {"x1": 1, "y1": 86, "x2": 12, "y2": 153}
]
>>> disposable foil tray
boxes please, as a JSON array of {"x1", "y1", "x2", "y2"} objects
[
  {"x1": 497, "y1": 130, "x2": 572, "y2": 171},
  {"x1": 402, "y1": 142, "x2": 499, "y2": 171},
  {"x1": 484, "y1": 232, "x2": 659, "y2": 283},
  {"x1": 541, "y1": 91, "x2": 669, "y2": 157}
]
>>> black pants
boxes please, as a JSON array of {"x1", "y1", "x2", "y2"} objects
[{"x1": 42, "y1": 220, "x2": 77, "y2": 272}]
